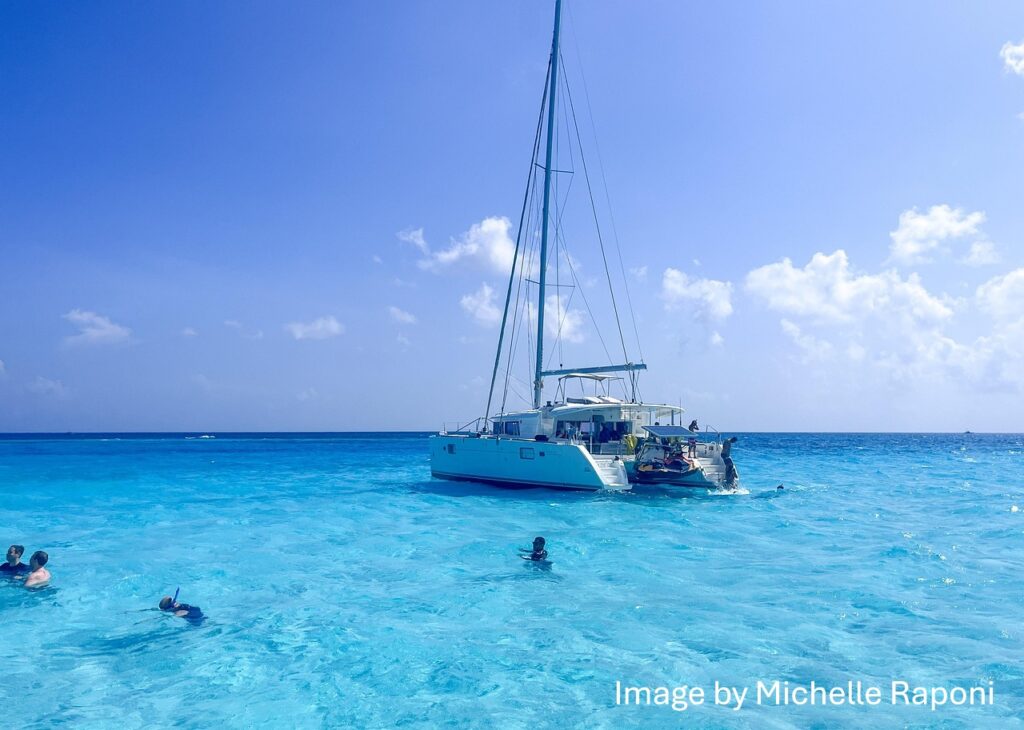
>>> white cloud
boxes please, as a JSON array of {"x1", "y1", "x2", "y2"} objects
[
  {"x1": 976, "y1": 268, "x2": 1024, "y2": 321},
  {"x1": 224, "y1": 319, "x2": 241, "y2": 329},
  {"x1": 460, "y1": 283, "x2": 502, "y2": 326},
  {"x1": 388, "y1": 306, "x2": 417, "y2": 325},
  {"x1": 372, "y1": 255, "x2": 383, "y2": 265},
  {"x1": 745, "y1": 250, "x2": 953, "y2": 326},
  {"x1": 419, "y1": 217, "x2": 515, "y2": 274},
  {"x1": 629, "y1": 265, "x2": 648, "y2": 281},
  {"x1": 30, "y1": 376, "x2": 66, "y2": 397},
  {"x1": 181, "y1": 327, "x2": 198, "y2": 337},
  {"x1": 1001, "y1": 40, "x2": 1024, "y2": 76},
  {"x1": 660, "y1": 268, "x2": 733, "y2": 320},
  {"x1": 528, "y1": 295, "x2": 587, "y2": 344},
  {"x1": 961, "y1": 241, "x2": 1000, "y2": 267},
  {"x1": 62, "y1": 309, "x2": 131, "y2": 346},
  {"x1": 396, "y1": 334, "x2": 412, "y2": 348},
  {"x1": 285, "y1": 316, "x2": 345, "y2": 340},
  {"x1": 398, "y1": 227, "x2": 429, "y2": 254},
  {"x1": 887, "y1": 204, "x2": 986, "y2": 264},
  {"x1": 780, "y1": 318, "x2": 833, "y2": 362},
  {"x1": 710, "y1": 332, "x2": 724, "y2": 347}
]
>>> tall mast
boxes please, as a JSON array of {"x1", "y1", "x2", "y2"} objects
[{"x1": 533, "y1": 0, "x2": 562, "y2": 410}]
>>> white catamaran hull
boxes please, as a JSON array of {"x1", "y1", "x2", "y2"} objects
[{"x1": 430, "y1": 434, "x2": 630, "y2": 491}]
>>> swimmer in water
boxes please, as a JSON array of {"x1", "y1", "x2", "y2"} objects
[
  {"x1": 22, "y1": 551, "x2": 50, "y2": 588},
  {"x1": 159, "y1": 595, "x2": 204, "y2": 622},
  {"x1": 2, "y1": 545, "x2": 29, "y2": 577},
  {"x1": 519, "y1": 536, "x2": 548, "y2": 561}
]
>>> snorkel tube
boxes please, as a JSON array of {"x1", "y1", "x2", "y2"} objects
[{"x1": 172, "y1": 587, "x2": 180, "y2": 604}]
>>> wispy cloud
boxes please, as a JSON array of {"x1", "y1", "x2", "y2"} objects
[
  {"x1": 887, "y1": 204, "x2": 987, "y2": 265},
  {"x1": 30, "y1": 375, "x2": 67, "y2": 397},
  {"x1": 396, "y1": 334, "x2": 412, "y2": 348},
  {"x1": 397, "y1": 227, "x2": 429, "y2": 254},
  {"x1": 1001, "y1": 40, "x2": 1024, "y2": 76},
  {"x1": 285, "y1": 315, "x2": 345, "y2": 340},
  {"x1": 225, "y1": 320, "x2": 264, "y2": 340},
  {"x1": 388, "y1": 306, "x2": 417, "y2": 325},
  {"x1": 181, "y1": 327, "x2": 198, "y2": 337},
  {"x1": 960, "y1": 240, "x2": 1000, "y2": 267},
  {"x1": 62, "y1": 309, "x2": 131, "y2": 346},
  {"x1": 628, "y1": 265, "x2": 648, "y2": 281}
]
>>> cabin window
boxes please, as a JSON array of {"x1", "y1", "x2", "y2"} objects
[
  {"x1": 446, "y1": 444, "x2": 456, "y2": 455},
  {"x1": 519, "y1": 447, "x2": 535, "y2": 460},
  {"x1": 497, "y1": 421, "x2": 521, "y2": 436}
]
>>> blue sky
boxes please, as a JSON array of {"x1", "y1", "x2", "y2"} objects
[{"x1": 2, "y1": 1, "x2": 1023, "y2": 432}]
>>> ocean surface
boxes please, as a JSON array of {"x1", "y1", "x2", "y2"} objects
[{"x1": 0, "y1": 432, "x2": 1021, "y2": 729}]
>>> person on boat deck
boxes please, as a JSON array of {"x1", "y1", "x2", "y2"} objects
[
  {"x1": 688, "y1": 419, "x2": 699, "y2": 433},
  {"x1": 598, "y1": 425, "x2": 612, "y2": 443},
  {"x1": 2, "y1": 544, "x2": 29, "y2": 576},
  {"x1": 159, "y1": 595, "x2": 205, "y2": 623},
  {"x1": 687, "y1": 435, "x2": 698, "y2": 458},
  {"x1": 520, "y1": 537, "x2": 548, "y2": 561},
  {"x1": 18, "y1": 551, "x2": 50, "y2": 588}
]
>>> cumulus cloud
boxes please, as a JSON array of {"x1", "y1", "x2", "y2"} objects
[
  {"x1": 62, "y1": 309, "x2": 131, "y2": 346},
  {"x1": 388, "y1": 306, "x2": 417, "y2": 325},
  {"x1": 709, "y1": 332, "x2": 724, "y2": 347},
  {"x1": 460, "y1": 283, "x2": 502, "y2": 326},
  {"x1": 30, "y1": 376, "x2": 66, "y2": 397},
  {"x1": 419, "y1": 217, "x2": 515, "y2": 274},
  {"x1": 961, "y1": 241, "x2": 1000, "y2": 267},
  {"x1": 887, "y1": 204, "x2": 986, "y2": 264},
  {"x1": 976, "y1": 268, "x2": 1024, "y2": 320},
  {"x1": 285, "y1": 316, "x2": 345, "y2": 340},
  {"x1": 397, "y1": 227, "x2": 429, "y2": 254},
  {"x1": 660, "y1": 268, "x2": 733, "y2": 320},
  {"x1": 745, "y1": 250, "x2": 953, "y2": 326},
  {"x1": 1001, "y1": 40, "x2": 1024, "y2": 76}
]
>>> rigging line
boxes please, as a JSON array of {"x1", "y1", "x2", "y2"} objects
[
  {"x1": 503, "y1": 176, "x2": 541, "y2": 415},
  {"x1": 560, "y1": 51, "x2": 631, "y2": 368},
  {"x1": 565, "y1": 4, "x2": 645, "y2": 366},
  {"x1": 545, "y1": 286, "x2": 578, "y2": 370},
  {"x1": 486, "y1": 55, "x2": 551, "y2": 426},
  {"x1": 559, "y1": 233, "x2": 614, "y2": 365}
]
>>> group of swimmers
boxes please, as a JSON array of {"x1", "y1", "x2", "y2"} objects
[{"x1": 1, "y1": 544, "x2": 50, "y2": 588}]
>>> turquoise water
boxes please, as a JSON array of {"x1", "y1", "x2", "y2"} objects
[{"x1": 1, "y1": 432, "x2": 1021, "y2": 728}]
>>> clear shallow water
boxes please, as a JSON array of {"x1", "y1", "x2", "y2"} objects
[{"x1": 1, "y1": 432, "x2": 1022, "y2": 729}]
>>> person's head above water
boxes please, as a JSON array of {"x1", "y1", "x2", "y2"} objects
[
  {"x1": 29, "y1": 551, "x2": 47, "y2": 569},
  {"x1": 533, "y1": 537, "x2": 545, "y2": 551},
  {"x1": 159, "y1": 596, "x2": 176, "y2": 611},
  {"x1": 6, "y1": 545, "x2": 24, "y2": 565}
]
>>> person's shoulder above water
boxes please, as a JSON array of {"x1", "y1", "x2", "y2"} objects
[
  {"x1": 519, "y1": 536, "x2": 549, "y2": 561},
  {"x1": 159, "y1": 595, "x2": 204, "y2": 622},
  {"x1": 23, "y1": 551, "x2": 50, "y2": 588}
]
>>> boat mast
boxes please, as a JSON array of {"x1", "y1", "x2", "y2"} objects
[{"x1": 534, "y1": 0, "x2": 562, "y2": 410}]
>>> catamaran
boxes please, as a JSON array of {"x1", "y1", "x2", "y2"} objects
[{"x1": 430, "y1": 0, "x2": 738, "y2": 492}]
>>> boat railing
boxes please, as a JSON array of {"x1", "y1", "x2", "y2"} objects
[{"x1": 441, "y1": 417, "x2": 486, "y2": 435}]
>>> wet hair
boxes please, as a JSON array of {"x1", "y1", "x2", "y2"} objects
[
  {"x1": 159, "y1": 596, "x2": 174, "y2": 610},
  {"x1": 31, "y1": 550, "x2": 48, "y2": 567},
  {"x1": 533, "y1": 537, "x2": 545, "y2": 548},
  {"x1": 8, "y1": 545, "x2": 24, "y2": 558}
]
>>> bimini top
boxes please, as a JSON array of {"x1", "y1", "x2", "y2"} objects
[
  {"x1": 642, "y1": 425, "x2": 696, "y2": 439},
  {"x1": 557, "y1": 373, "x2": 622, "y2": 382}
]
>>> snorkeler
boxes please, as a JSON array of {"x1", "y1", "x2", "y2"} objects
[
  {"x1": 519, "y1": 536, "x2": 548, "y2": 561},
  {"x1": 22, "y1": 551, "x2": 51, "y2": 588},
  {"x1": 159, "y1": 592, "x2": 204, "y2": 622},
  {"x1": 2, "y1": 545, "x2": 29, "y2": 576}
]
